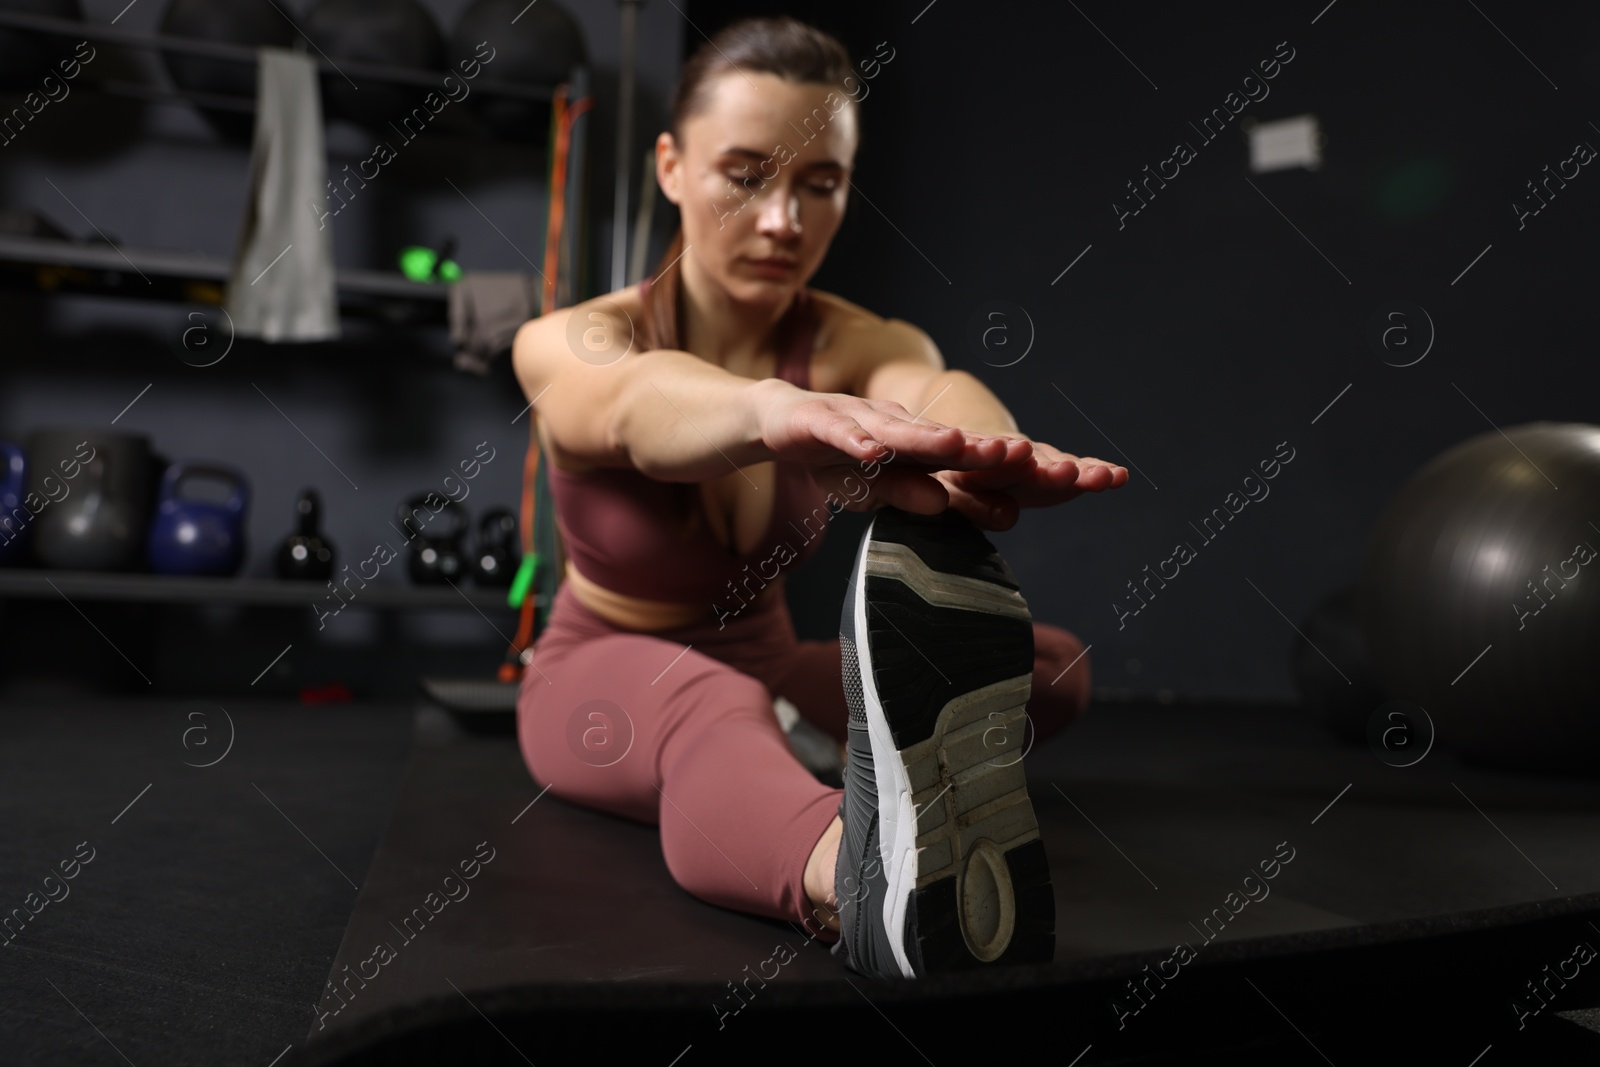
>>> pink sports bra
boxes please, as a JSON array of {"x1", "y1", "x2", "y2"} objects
[{"x1": 545, "y1": 285, "x2": 832, "y2": 612}]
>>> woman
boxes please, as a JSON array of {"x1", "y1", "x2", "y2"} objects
[{"x1": 511, "y1": 16, "x2": 1127, "y2": 979}]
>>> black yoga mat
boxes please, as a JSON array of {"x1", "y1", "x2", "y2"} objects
[
  {"x1": 299, "y1": 699, "x2": 1600, "y2": 1066},
  {"x1": 0, "y1": 693, "x2": 415, "y2": 1067}
]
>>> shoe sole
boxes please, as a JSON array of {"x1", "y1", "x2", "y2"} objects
[{"x1": 844, "y1": 507, "x2": 1055, "y2": 977}]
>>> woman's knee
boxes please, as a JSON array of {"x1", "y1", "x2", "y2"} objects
[{"x1": 1031, "y1": 622, "x2": 1092, "y2": 737}]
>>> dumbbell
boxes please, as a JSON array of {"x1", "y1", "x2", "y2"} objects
[
  {"x1": 473, "y1": 507, "x2": 519, "y2": 586},
  {"x1": 398, "y1": 493, "x2": 467, "y2": 584},
  {"x1": 275, "y1": 488, "x2": 336, "y2": 581}
]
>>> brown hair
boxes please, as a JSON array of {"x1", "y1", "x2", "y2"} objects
[{"x1": 641, "y1": 17, "x2": 857, "y2": 353}]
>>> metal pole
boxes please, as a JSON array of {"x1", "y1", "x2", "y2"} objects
[{"x1": 611, "y1": 0, "x2": 644, "y2": 294}]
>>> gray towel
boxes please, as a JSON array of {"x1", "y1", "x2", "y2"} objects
[
  {"x1": 450, "y1": 272, "x2": 539, "y2": 374},
  {"x1": 226, "y1": 47, "x2": 339, "y2": 343}
]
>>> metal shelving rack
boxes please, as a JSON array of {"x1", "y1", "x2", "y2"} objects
[
  {"x1": 0, "y1": 9, "x2": 588, "y2": 320},
  {"x1": 0, "y1": 568, "x2": 533, "y2": 612},
  {"x1": 0, "y1": 9, "x2": 587, "y2": 623}
]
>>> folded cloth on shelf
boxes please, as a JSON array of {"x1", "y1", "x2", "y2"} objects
[
  {"x1": 449, "y1": 272, "x2": 539, "y2": 374},
  {"x1": 225, "y1": 47, "x2": 339, "y2": 343}
]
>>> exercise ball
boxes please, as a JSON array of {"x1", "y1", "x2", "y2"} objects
[
  {"x1": 0, "y1": 0, "x2": 83, "y2": 90},
  {"x1": 160, "y1": 0, "x2": 296, "y2": 140},
  {"x1": 448, "y1": 0, "x2": 586, "y2": 137},
  {"x1": 305, "y1": 0, "x2": 443, "y2": 129},
  {"x1": 1357, "y1": 422, "x2": 1600, "y2": 775}
]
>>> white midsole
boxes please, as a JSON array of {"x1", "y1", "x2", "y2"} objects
[{"x1": 853, "y1": 516, "x2": 920, "y2": 980}]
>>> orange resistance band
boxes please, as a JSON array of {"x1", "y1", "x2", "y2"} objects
[
  {"x1": 541, "y1": 87, "x2": 595, "y2": 315},
  {"x1": 501, "y1": 85, "x2": 592, "y2": 683}
]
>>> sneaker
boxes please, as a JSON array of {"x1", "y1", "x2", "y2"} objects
[{"x1": 832, "y1": 505, "x2": 1055, "y2": 978}]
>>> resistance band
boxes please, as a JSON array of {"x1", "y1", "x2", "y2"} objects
[{"x1": 499, "y1": 83, "x2": 593, "y2": 684}]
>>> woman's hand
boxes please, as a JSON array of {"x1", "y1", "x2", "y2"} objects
[
  {"x1": 757, "y1": 383, "x2": 1032, "y2": 516},
  {"x1": 933, "y1": 435, "x2": 1129, "y2": 531}
]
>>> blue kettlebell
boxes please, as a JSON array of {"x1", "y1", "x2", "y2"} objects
[
  {"x1": 146, "y1": 462, "x2": 250, "y2": 577},
  {"x1": 0, "y1": 441, "x2": 27, "y2": 564}
]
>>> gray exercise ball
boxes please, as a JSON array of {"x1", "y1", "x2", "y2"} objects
[{"x1": 1357, "y1": 422, "x2": 1600, "y2": 775}]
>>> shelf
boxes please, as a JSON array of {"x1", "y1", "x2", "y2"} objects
[
  {"x1": 0, "y1": 233, "x2": 453, "y2": 321},
  {"x1": 0, "y1": 568, "x2": 535, "y2": 611},
  {"x1": 0, "y1": 10, "x2": 562, "y2": 104},
  {"x1": 0, "y1": 234, "x2": 445, "y2": 300}
]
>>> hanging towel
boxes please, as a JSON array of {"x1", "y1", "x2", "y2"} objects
[
  {"x1": 449, "y1": 272, "x2": 539, "y2": 375},
  {"x1": 226, "y1": 47, "x2": 339, "y2": 343}
]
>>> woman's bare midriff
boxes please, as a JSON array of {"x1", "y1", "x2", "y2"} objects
[{"x1": 564, "y1": 557, "x2": 783, "y2": 632}]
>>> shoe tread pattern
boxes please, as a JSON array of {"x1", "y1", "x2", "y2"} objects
[
  {"x1": 906, "y1": 840, "x2": 1055, "y2": 972},
  {"x1": 868, "y1": 507, "x2": 1022, "y2": 592},
  {"x1": 864, "y1": 509, "x2": 1055, "y2": 975},
  {"x1": 864, "y1": 577, "x2": 1033, "y2": 750}
]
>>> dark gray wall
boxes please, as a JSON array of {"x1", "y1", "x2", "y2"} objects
[{"x1": 694, "y1": 0, "x2": 1600, "y2": 702}]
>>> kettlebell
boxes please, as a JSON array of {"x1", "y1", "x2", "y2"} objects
[
  {"x1": 29, "y1": 430, "x2": 155, "y2": 572},
  {"x1": 276, "y1": 488, "x2": 336, "y2": 581},
  {"x1": 0, "y1": 440, "x2": 28, "y2": 565},
  {"x1": 473, "y1": 507, "x2": 519, "y2": 586},
  {"x1": 399, "y1": 493, "x2": 467, "y2": 584},
  {"x1": 146, "y1": 462, "x2": 250, "y2": 577}
]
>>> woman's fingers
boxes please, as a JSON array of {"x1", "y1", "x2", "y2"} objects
[
  {"x1": 812, "y1": 460, "x2": 950, "y2": 517},
  {"x1": 931, "y1": 471, "x2": 1022, "y2": 530},
  {"x1": 945, "y1": 456, "x2": 1077, "y2": 494},
  {"x1": 783, "y1": 394, "x2": 1075, "y2": 483},
  {"x1": 817, "y1": 412, "x2": 890, "y2": 461},
  {"x1": 856, "y1": 464, "x2": 950, "y2": 515},
  {"x1": 848, "y1": 414, "x2": 1029, "y2": 470},
  {"x1": 1073, "y1": 461, "x2": 1127, "y2": 490},
  {"x1": 866, "y1": 398, "x2": 1034, "y2": 469}
]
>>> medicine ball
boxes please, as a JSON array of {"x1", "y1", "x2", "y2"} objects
[
  {"x1": 160, "y1": 0, "x2": 296, "y2": 140},
  {"x1": 0, "y1": 0, "x2": 84, "y2": 90},
  {"x1": 448, "y1": 0, "x2": 586, "y2": 137},
  {"x1": 1357, "y1": 422, "x2": 1600, "y2": 775},
  {"x1": 305, "y1": 0, "x2": 443, "y2": 129}
]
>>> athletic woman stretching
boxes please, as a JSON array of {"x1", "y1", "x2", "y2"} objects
[{"x1": 511, "y1": 17, "x2": 1128, "y2": 978}]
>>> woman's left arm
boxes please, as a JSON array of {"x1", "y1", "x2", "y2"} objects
[{"x1": 853, "y1": 320, "x2": 1129, "y2": 530}]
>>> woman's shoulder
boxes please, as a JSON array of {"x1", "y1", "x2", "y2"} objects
[
  {"x1": 511, "y1": 285, "x2": 651, "y2": 406},
  {"x1": 805, "y1": 288, "x2": 942, "y2": 397},
  {"x1": 514, "y1": 285, "x2": 647, "y2": 355},
  {"x1": 806, "y1": 288, "x2": 882, "y2": 331},
  {"x1": 514, "y1": 286, "x2": 650, "y2": 479},
  {"x1": 808, "y1": 288, "x2": 937, "y2": 349}
]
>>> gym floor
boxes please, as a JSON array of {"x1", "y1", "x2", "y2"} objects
[
  {"x1": 0, "y1": 691, "x2": 412, "y2": 1067},
  {"x1": 5, "y1": 687, "x2": 1598, "y2": 1066}
]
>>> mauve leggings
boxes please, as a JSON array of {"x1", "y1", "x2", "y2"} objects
[{"x1": 515, "y1": 577, "x2": 1092, "y2": 936}]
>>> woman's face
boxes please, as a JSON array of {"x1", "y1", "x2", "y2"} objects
[{"x1": 657, "y1": 71, "x2": 858, "y2": 307}]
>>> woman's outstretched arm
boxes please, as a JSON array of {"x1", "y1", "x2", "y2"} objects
[
  {"x1": 845, "y1": 317, "x2": 1130, "y2": 528},
  {"x1": 511, "y1": 299, "x2": 1030, "y2": 502}
]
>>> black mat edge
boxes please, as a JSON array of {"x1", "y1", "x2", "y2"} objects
[{"x1": 295, "y1": 887, "x2": 1600, "y2": 1064}]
